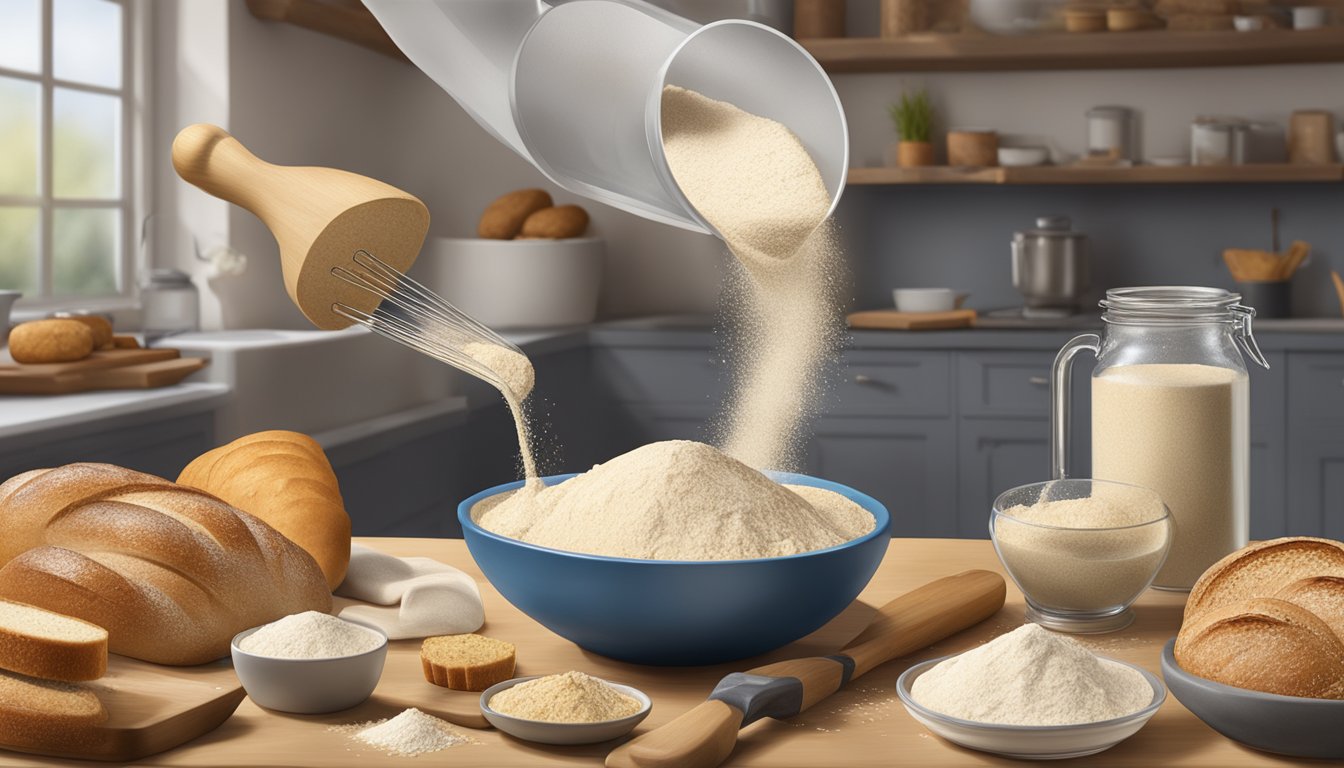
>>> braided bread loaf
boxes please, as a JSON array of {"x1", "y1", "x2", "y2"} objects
[{"x1": 0, "y1": 464, "x2": 332, "y2": 666}]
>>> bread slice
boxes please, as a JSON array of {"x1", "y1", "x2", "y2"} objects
[
  {"x1": 421, "y1": 634, "x2": 516, "y2": 692},
  {"x1": 1184, "y1": 537, "x2": 1344, "y2": 622},
  {"x1": 0, "y1": 668, "x2": 106, "y2": 752},
  {"x1": 1276, "y1": 575, "x2": 1344, "y2": 641},
  {"x1": 1175, "y1": 597, "x2": 1344, "y2": 699},
  {"x1": 0, "y1": 599, "x2": 107, "y2": 682}
]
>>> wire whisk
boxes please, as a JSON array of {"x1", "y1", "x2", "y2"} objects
[{"x1": 331, "y1": 249, "x2": 525, "y2": 394}]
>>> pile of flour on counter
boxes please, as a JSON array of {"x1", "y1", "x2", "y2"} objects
[
  {"x1": 473, "y1": 440, "x2": 874, "y2": 560},
  {"x1": 911, "y1": 624, "x2": 1153, "y2": 726},
  {"x1": 661, "y1": 85, "x2": 846, "y2": 472}
]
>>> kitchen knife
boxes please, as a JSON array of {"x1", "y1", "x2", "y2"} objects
[{"x1": 605, "y1": 569, "x2": 1006, "y2": 768}]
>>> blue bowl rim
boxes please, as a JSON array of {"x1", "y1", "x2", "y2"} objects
[
  {"x1": 457, "y1": 470, "x2": 891, "y2": 566},
  {"x1": 1161, "y1": 637, "x2": 1344, "y2": 707},
  {"x1": 896, "y1": 651, "x2": 1167, "y2": 732}
]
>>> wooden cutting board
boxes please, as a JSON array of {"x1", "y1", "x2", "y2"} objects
[
  {"x1": 848, "y1": 309, "x2": 976, "y2": 331},
  {"x1": 0, "y1": 349, "x2": 207, "y2": 394},
  {"x1": 0, "y1": 655, "x2": 245, "y2": 762}
]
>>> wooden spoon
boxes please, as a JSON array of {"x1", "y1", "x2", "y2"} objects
[
  {"x1": 1332, "y1": 271, "x2": 1344, "y2": 317},
  {"x1": 605, "y1": 570, "x2": 1006, "y2": 768},
  {"x1": 171, "y1": 124, "x2": 429, "y2": 330}
]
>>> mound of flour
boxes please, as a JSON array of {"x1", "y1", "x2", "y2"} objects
[{"x1": 472, "y1": 440, "x2": 874, "y2": 561}]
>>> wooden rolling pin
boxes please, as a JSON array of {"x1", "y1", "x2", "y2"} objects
[
  {"x1": 171, "y1": 124, "x2": 430, "y2": 330},
  {"x1": 606, "y1": 570, "x2": 1006, "y2": 768}
]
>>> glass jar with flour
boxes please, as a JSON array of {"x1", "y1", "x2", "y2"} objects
[{"x1": 1051, "y1": 287, "x2": 1269, "y2": 590}]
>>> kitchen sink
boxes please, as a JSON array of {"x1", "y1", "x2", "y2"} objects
[{"x1": 165, "y1": 327, "x2": 458, "y2": 441}]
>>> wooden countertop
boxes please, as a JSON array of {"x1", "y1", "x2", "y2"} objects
[{"x1": 1, "y1": 538, "x2": 1297, "y2": 766}]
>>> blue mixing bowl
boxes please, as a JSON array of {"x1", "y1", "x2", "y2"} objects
[{"x1": 458, "y1": 471, "x2": 891, "y2": 666}]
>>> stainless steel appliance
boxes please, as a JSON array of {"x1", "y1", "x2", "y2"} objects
[{"x1": 1011, "y1": 216, "x2": 1089, "y2": 313}]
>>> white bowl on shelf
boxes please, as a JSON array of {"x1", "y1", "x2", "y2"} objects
[
  {"x1": 412, "y1": 237, "x2": 605, "y2": 330},
  {"x1": 998, "y1": 146, "x2": 1050, "y2": 167}
]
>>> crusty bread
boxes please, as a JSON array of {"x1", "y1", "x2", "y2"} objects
[
  {"x1": 1275, "y1": 575, "x2": 1344, "y2": 641},
  {"x1": 421, "y1": 634, "x2": 516, "y2": 692},
  {"x1": 0, "y1": 669, "x2": 105, "y2": 753},
  {"x1": 479, "y1": 189, "x2": 553, "y2": 240},
  {"x1": 0, "y1": 599, "x2": 107, "y2": 682},
  {"x1": 0, "y1": 463, "x2": 332, "y2": 666},
  {"x1": 519, "y1": 205, "x2": 589, "y2": 239},
  {"x1": 1176, "y1": 597, "x2": 1344, "y2": 699},
  {"x1": 60, "y1": 316, "x2": 113, "y2": 350},
  {"x1": 1184, "y1": 537, "x2": 1344, "y2": 623},
  {"x1": 178, "y1": 431, "x2": 351, "y2": 588},
  {"x1": 8, "y1": 320, "x2": 94, "y2": 364}
]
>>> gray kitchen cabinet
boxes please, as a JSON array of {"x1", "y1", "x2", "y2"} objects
[
  {"x1": 1286, "y1": 352, "x2": 1344, "y2": 538},
  {"x1": 824, "y1": 351, "x2": 952, "y2": 417},
  {"x1": 0, "y1": 411, "x2": 215, "y2": 481},
  {"x1": 1249, "y1": 353, "x2": 1287, "y2": 539},
  {"x1": 957, "y1": 418, "x2": 1049, "y2": 536},
  {"x1": 804, "y1": 417, "x2": 957, "y2": 538}
]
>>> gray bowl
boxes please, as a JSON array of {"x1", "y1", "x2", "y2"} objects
[
  {"x1": 1161, "y1": 638, "x2": 1344, "y2": 759},
  {"x1": 230, "y1": 623, "x2": 387, "y2": 714},
  {"x1": 480, "y1": 675, "x2": 652, "y2": 745}
]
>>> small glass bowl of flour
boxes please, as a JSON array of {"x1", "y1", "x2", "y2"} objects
[
  {"x1": 991, "y1": 479, "x2": 1171, "y2": 634},
  {"x1": 231, "y1": 611, "x2": 388, "y2": 714}
]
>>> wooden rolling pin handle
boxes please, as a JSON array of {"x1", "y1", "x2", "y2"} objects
[
  {"x1": 171, "y1": 123, "x2": 276, "y2": 221},
  {"x1": 605, "y1": 699, "x2": 743, "y2": 768}
]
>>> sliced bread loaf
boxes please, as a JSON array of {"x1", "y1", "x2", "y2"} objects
[
  {"x1": 0, "y1": 668, "x2": 105, "y2": 753},
  {"x1": 1184, "y1": 537, "x2": 1344, "y2": 622},
  {"x1": 0, "y1": 599, "x2": 107, "y2": 682},
  {"x1": 1175, "y1": 597, "x2": 1344, "y2": 699},
  {"x1": 421, "y1": 634, "x2": 516, "y2": 692}
]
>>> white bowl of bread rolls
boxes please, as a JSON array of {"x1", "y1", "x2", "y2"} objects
[
  {"x1": 1164, "y1": 537, "x2": 1344, "y2": 759},
  {"x1": 410, "y1": 189, "x2": 604, "y2": 330}
]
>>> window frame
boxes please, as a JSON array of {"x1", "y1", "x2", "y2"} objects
[{"x1": 0, "y1": 0, "x2": 144, "y2": 311}]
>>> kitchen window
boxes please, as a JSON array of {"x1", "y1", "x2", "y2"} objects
[{"x1": 0, "y1": 0, "x2": 141, "y2": 308}]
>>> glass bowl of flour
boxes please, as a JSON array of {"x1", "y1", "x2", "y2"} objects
[{"x1": 991, "y1": 479, "x2": 1171, "y2": 633}]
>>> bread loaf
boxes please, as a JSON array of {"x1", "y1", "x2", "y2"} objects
[
  {"x1": 178, "y1": 431, "x2": 351, "y2": 588},
  {"x1": 520, "y1": 205, "x2": 590, "y2": 239},
  {"x1": 479, "y1": 189, "x2": 553, "y2": 240},
  {"x1": 60, "y1": 316, "x2": 113, "y2": 350},
  {"x1": 1175, "y1": 597, "x2": 1344, "y2": 699},
  {"x1": 1275, "y1": 575, "x2": 1344, "y2": 640},
  {"x1": 0, "y1": 464, "x2": 332, "y2": 666},
  {"x1": 8, "y1": 320, "x2": 94, "y2": 364},
  {"x1": 1185, "y1": 537, "x2": 1344, "y2": 622}
]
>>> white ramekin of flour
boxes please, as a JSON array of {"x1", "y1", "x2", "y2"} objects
[{"x1": 991, "y1": 479, "x2": 1171, "y2": 634}]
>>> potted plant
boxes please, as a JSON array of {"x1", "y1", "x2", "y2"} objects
[{"x1": 888, "y1": 90, "x2": 936, "y2": 167}]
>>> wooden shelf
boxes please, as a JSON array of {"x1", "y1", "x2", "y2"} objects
[
  {"x1": 847, "y1": 164, "x2": 1344, "y2": 186},
  {"x1": 800, "y1": 28, "x2": 1344, "y2": 73}
]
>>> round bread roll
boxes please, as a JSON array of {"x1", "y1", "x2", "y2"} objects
[
  {"x1": 1184, "y1": 537, "x2": 1344, "y2": 623},
  {"x1": 59, "y1": 316, "x2": 113, "y2": 349},
  {"x1": 8, "y1": 320, "x2": 94, "y2": 364},
  {"x1": 520, "y1": 205, "x2": 589, "y2": 239},
  {"x1": 1175, "y1": 597, "x2": 1344, "y2": 699},
  {"x1": 478, "y1": 189, "x2": 553, "y2": 240}
]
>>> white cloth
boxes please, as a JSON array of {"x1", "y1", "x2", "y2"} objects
[{"x1": 333, "y1": 544, "x2": 485, "y2": 640}]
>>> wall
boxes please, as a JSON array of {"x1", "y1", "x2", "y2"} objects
[
  {"x1": 151, "y1": 4, "x2": 724, "y2": 331},
  {"x1": 152, "y1": 3, "x2": 1344, "y2": 328}
]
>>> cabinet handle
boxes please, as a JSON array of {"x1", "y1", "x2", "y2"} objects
[{"x1": 1028, "y1": 376, "x2": 1049, "y2": 386}]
